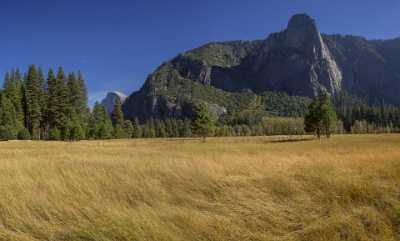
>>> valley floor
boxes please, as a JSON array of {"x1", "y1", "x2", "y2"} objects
[{"x1": 0, "y1": 135, "x2": 399, "y2": 241}]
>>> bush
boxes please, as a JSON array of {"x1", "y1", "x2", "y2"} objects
[
  {"x1": 69, "y1": 126, "x2": 85, "y2": 141},
  {"x1": 0, "y1": 126, "x2": 17, "y2": 140},
  {"x1": 17, "y1": 128, "x2": 31, "y2": 140},
  {"x1": 49, "y1": 128, "x2": 61, "y2": 140},
  {"x1": 114, "y1": 127, "x2": 126, "y2": 139}
]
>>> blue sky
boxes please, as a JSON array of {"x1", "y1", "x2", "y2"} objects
[{"x1": 1, "y1": 0, "x2": 399, "y2": 105}]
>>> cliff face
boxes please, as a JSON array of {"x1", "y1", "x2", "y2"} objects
[
  {"x1": 123, "y1": 14, "x2": 400, "y2": 120},
  {"x1": 251, "y1": 14, "x2": 342, "y2": 96}
]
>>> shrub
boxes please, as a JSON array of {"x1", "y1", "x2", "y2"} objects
[
  {"x1": 49, "y1": 128, "x2": 61, "y2": 141},
  {"x1": 0, "y1": 126, "x2": 17, "y2": 141},
  {"x1": 17, "y1": 128, "x2": 31, "y2": 140}
]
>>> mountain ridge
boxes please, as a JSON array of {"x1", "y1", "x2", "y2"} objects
[{"x1": 123, "y1": 14, "x2": 400, "y2": 121}]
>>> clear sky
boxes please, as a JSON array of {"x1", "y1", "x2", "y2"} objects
[{"x1": 2, "y1": 0, "x2": 399, "y2": 105}]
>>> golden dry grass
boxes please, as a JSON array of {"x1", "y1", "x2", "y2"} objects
[{"x1": 0, "y1": 135, "x2": 399, "y2": 241}]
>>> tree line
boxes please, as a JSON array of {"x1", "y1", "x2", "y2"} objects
[
  {"x1": 0, "y1": 66, "x2": 90, "y2": 140},
  {"x1": 1, "y1": 66, "x2": 399, "y2": 141},
  {"x1": 335, "y1": 92, "x2": 400, "y2": 134}
]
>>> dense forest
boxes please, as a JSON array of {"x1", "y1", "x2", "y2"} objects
[{"x1": 0, "y1": 66, "x2": 400, "y2": 141}]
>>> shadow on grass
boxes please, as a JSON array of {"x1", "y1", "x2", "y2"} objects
[
  {"x1": 269, "y1": 137, "x2": 315, "y2": 144},
  {"x1": 165, "y1": 138, "x2": 200, "y2": 142}
]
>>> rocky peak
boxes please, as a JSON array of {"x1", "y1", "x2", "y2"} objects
[
  {"x1": 252, "y1": 14, "x2": 343, "y2": 96},
  {"x1": 101, "y1": 91, "x2": 127, "y2": 115},
  {"x1": 287, "y1": 14, "x2": 317, "y2": 32},
  {"x1": 284, "y1": 14, "x2": 321, "y2": 51}
]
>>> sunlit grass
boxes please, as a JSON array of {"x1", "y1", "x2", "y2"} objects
[{"x1": 0, "y1": 135, "x2": 399, "y2": 240}]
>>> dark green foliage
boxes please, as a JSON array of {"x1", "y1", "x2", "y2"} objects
[
  {"x1": 261, "y1": 91, "x2": 311, "y2": 117},
  {"x1": 2, "y1": 64, "x2": 400, "y2": 141},
  {"x1": 68, "y1": 72, "x2": 89, "y2": 125},
  {"x1": 0, "y1": 92, "x2": 18, "y2": 139},
  {"x1": 0, "y1": 126, "x2": 15, "y2": 140},
  {"x1": 69, "y1": 124, "x2": 85, "y2": 141},
  {"x1": 334, "y1": 92, "x2": 400, "y2": 133},
  {"x1": 24, "y1": 65, "x2": 43, "y2": 139},
  {"x1": 305, "y1": 94, "x2": 337, "y2": 138},
  {"x1": 111, "y1": 97, "x2": 124, "y2": 128},
  {"x1": 113, "y1": 127, "x2": 126, "y2": 139},
  {"x1": 110, "y1": 97, "x2": 126, "y2": 139},
  {"x1": 47, "y1": 68, "x2": 70, "y2": 138},
  {"x1": 123, "y1": 120, "x2": 134, "y2": 138},
  {"x1": 17, "y1": 128, "x2": 31, "y2": 140},
  {"x1": 49, "y1": 128, "x2": 61, "y2": 141},
  {"x1": 89, "y1": 102, "x2": 113, "y2": 139},
  {"x1": 192, "y1": 103, "x2": 216, "y2": 141},
  {"x1": 0, "y1": 66, "x2": 96, "y2": 141},
  {"x1": 132, "y1": 118, "x2": 142, "y2": 138},
  {"x1": 3, "y1": 69, "x2": 24, "y2": 128}
]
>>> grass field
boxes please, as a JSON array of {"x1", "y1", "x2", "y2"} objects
[{"x1": 0, "y1": 135, "x2": 399, "y2": 241}]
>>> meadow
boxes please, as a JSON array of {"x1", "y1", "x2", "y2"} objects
[{"x1": 0, "y1": 135, "x2": 399, "y2": 241}]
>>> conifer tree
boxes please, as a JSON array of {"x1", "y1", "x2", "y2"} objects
[
  {"x1": 192, "y1": 103, "x2": 216, "y2": 142},
  {"x1": 132, "y1": 118, "x2": 142, "y2": 138},
  {"x1": 3, "y1": 70, "x2": 24, "y2": 129},
  {"x1": 123, "y1": 120, "x2": 134, "y2": 138},
  {"x1": 111, "y1": 97, "x2": 124, "y2": 127},
  {"x1": 111, "y1": 97, "x2": 125, "y2": 138},
  {"x1": 90, "y1": 102, "x2": 113, "y2": 139},
  {"x1": 47, "y1": 67, "x2": 70, "y2": 139},
  {"x1": 0, "y1": 92, "x2": 18, "y2": 139},
  {"x1": 305, "y1": 94, "x2": 337, "y2": 138},
  {"x1": 37, "y1": 68, "x2": 48, "y2": 138},
  {"x1": 24, "y1": 65, "x2": 42, "y2": 139}
]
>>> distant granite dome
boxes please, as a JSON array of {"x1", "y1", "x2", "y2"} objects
[{"x1": 101, "y1": 91, "x2": 127, "y2": 115}]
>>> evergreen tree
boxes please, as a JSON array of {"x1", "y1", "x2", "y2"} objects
[
  {"x1": 304, "y1": 94, "x2": 337, "y2": 138},
  {"x1": 111, "y1": 97, "x2": 125, "y2": 138},
  {"x1": 132, "y1": 118, "x2": 142, "y2": 138},
  {"x1": 111, "y1": 97, "x2": 124, "y2": 127},
  {"x1": 0, "y1": 92, "x2": 18, "y2": 139},
  {"x1": 3, "y1": 70, "x2": 24, "y2": 129},
  {"x1": 68, "y1": 72, "x2": 88, "y2": 124},
  {"x1": 47, "y1": 67, "x2": 70, "y2": 139},
  {"x1": 123, "y1": 120, "x2": 134, "y2": 138},
  {"x1": 37, "y1": 68, "x2": 48, "y2": 138},
  {"x1": 24, "y1": 65, "x2": 43, "y2": 139},
  {"x1": 320, "y1": 95, "x2": 337, "y2": 138},
  {"x1": 90, "y1": 102, "x2": 113, "y2": 139},
  {"x1": 192, "y1": 103, "x2": 216, "y2": 142}
]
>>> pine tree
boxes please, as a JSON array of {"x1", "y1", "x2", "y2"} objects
[
  {"x1": 37, "y1": 68, "x2": 47, "y2": 138},
  {"x1": 320, "y1": 95, "x2": 337, "y2": 138},
  {"x1": 0, "y1": 92, "x2": 18, "y2": 140},
  {"x1": 46, "y1": 68, "x2": 57, "y2": 131},
  {"x1": 123, "y1": 120, "x2": 134, "y2": 138},
  {"x1": 111, "y1": 97, "x2": 125, "y2": 138},
  {"x1": 90, "y1": 102, "x2": 113, "y2": 139},
  {"x1": 111, "y1": 97, "x2": 124, "y2": 127},
  {"x1": 67, "y1": 72, "x2": 88, "y2": 123},
  {"x1": 47, "y1": 67, "x2": 70, "y2": 139},
  {"x1": 304, "y1": 94, "x2": 337, "y2": 138},
  {"x1": 3, "y1": 70, "x2": 24, "y2": 129},
  {"x1": 24, "y1": 65, "x2": 43, "y2": 139},
  {"x1": 192, "y1": 103, "x2": 216, "y2": 142},
  {"x1": 132, "y1": 118, "x2": 142, "y2": 138}
]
